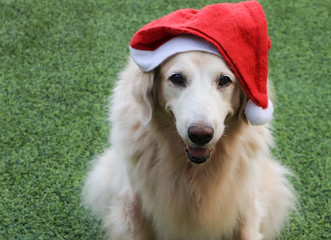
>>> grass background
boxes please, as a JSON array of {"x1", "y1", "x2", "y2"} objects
[{"x1": 0, "y1": 0, "x2": 329, "y2": 239}]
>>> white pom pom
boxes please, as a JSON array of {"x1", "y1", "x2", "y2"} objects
[{"x1": 245, "y1": 99, "x2": 274, "y2": 125}]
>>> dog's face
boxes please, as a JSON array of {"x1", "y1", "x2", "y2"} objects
[{"x1": 156, "y1": 52, "x2": 243, "y2": 164}]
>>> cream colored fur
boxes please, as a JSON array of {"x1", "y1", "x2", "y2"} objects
[{"x1": 83, "y1": 52, "x2": 295, "y2": 240}]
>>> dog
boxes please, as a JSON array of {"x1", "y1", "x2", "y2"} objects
[{"x1": 83, "y1": 51, "x2": 296, "y2": 240}]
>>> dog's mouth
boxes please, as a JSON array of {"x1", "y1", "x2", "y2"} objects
[{"x1": 185, "y1": 145, "x2": 214, "y2": 164}]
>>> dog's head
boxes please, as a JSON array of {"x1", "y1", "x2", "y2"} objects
[{"x1": 132, "y1": 51, "x2": 248, "y2": 164}]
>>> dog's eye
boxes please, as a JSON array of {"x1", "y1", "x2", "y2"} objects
[
  {"x1": 218, "y1": 75, "x2": 232, "y2": 88},
  {"x1": 169, "y1": 73, "x2": 186, "y2": 87}
]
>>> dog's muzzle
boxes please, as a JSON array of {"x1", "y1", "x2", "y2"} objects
[{"x1": 185, "y1": 125, "x2": 214, "y2": 164}]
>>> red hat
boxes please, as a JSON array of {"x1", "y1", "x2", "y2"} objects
[{"x1": 129, "y1": 1, "x2": 273, "y2": 125}]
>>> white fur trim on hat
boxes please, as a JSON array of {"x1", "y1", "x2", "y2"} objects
[
  {"x1": 129, "y1": 35, "x2": 220, "y2": 72},
  {"x1": 245, "y1": 99, "x2": 274, "y2": 125}
]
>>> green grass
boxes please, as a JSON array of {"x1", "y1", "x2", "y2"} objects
[{"x1": 0, "y1": 0, "x2": 329, "y2": 239}]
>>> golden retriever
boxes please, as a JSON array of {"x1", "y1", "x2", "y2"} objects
[{"x1": 83, "y1": 52, "x2": 295, "y2": 240}]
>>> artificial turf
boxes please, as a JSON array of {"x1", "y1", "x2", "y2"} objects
[{"x1": 0, "y1": 0, "x2": 329, "y2": 239}]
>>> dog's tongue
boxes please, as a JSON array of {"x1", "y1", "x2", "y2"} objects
[{"x1": 186, "y1": 146, "x2": 209, "y2": 158}]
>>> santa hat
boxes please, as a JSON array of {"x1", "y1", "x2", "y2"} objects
[{"x1": 129, "y1": 0, "x2": 273, "y2": 125}]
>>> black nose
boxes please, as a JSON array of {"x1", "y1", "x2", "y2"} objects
[{"x1": 188, "y1": 125, "x2": 214, "y2": 145}]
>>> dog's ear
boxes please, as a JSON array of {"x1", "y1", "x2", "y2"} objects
[
  {"x1": 237, "y1": 79, "x2": 275, "y2": 125},
  {"x1": 125, "y1": 59, "x2": 155, "y2": 124},
  {"x1": 236, "y1": 87, "x2": 250, "y2": 124}
]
